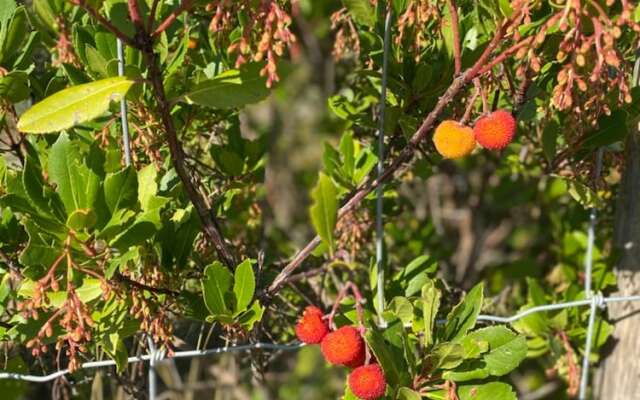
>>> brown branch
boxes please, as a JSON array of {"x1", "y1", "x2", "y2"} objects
[
  {"x1": 127, "y1": 0, "x2": 145, "y2": 34},
  {"x1": 69, "y1": 0, "x2": 137, "y2": 48},
  {"x1": 446, "y1": 0, "x2": 462, "y2": 75},
  {"x1": 152, "y1": 0, "x2": 193, "y2": 38},
  {"x1": 264, "y1": 16, "x2": 518, "y2": 298},
  {"x1": 114, "y1": 273, "x2": 180, "y2": 297},
  {"x1": 141, "y1": 43, "x2": 236, "y2": 269},
  {"x1": 476, "y1": 37, "x2": 534, "y2": 76}
]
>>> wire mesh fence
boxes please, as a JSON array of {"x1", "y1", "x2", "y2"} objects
[{"x1": 1, "y1": 10, "x2": 637, "y2": 400}]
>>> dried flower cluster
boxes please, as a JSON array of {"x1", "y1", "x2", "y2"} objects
[
  {"x1": 123, "y1": 264, "x2": 175, "y2": 354},
  {"x1": 53, "y1": 17, "x2": 80, "y2": 67},
  {"x1": 396, "y1": 0, "x2": 438, "y2": 57},
  {"x1": 20, "y1": 237, "x2": 110, "y2": 372},
  {"x1": 331, "y1": 8, "x2": 361, "y2": 60},
  {"x1": 207, "y1": 0, "x2": 296, "y2": 87},
  {"x1": 520, "y1": 0, "x2": 639, "y2": 122},
  {"x1": 336, "y1": 209, "x2": 372, "y2": 261}
]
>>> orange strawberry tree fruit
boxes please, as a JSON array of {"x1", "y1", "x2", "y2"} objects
[{"x1": 0, "y1": 0, "x2": 637, "y2": 398}]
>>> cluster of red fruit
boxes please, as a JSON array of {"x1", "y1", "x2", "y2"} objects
[
  {"x1": 433, "y1": 110, "x2": 517, "y2": 159},
  {"x1": 295, "y1": 306, "x2": 386, "y2": 400}
]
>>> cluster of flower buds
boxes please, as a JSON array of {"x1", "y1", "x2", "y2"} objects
[
  {"x1": 53, "y1": 16, "x2": 79, "y2": 67},
  {"x1": 24, "y1": 283, "x2": 94, "y2": 372},
  {"x1": 519, "y1": 0, "x2": 640, "y2": 124},
  {"x1": 331, "y1": 8, "x2": 362, "y2": 60},
  {"x1": 207, "y1": 0, "x2": 296, "y2": 87},
  {"x1": 396, "y1": 0, "x2": 438, "y2": 58},
  {"x1": 336, "y1": 209, "x2": 372, "y2": 260},
  {"x1": 125, "y1": 264, "x2": 175, "y2": 354}
]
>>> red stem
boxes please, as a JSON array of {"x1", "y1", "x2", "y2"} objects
[{"x1": 152, "y1": 0, "x2": 193, "y2": 37}]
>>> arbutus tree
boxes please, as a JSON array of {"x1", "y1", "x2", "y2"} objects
[{"x1": 0, "y1": 0, "x2": 639, "y2": 399}]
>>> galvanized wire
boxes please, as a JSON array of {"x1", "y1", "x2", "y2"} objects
[
  {"x1": 0, "y1": 343, "x2": 303, "y2": 382},
  {"x1": 116, "y1": 38, "x2": 132, "y2": 167}
]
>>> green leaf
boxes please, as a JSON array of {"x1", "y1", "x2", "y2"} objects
[
  {"x1": 183, "y1": 63, "x2": 269, "y2": 109},
  {"x1": 0, "y1": 0, "x2": 17, "y2": 28},
  {"x1": 0, "y1": 6, "x2": 27, "y2": 66},
  {"x1": 48, "y1": 134, "x2": 99, "y2": 214},
  {"x1": 202, "y1": 261, "x2": 233, "y2": 316},
  {"x1": 344, "y1": 0, "x2": 377, "y2": 27},
  {"x1": 430, "y1": 342, "x2": 466, "y2": 370},
  {"x1": 466, "y1": 326, "x2": 528, "y2": 376},
  {"x1": 397, "y1": 387, "x2": 421, "y2": 400},
  {"x1": 0, "y1": 71, "x2": 29, "y2": 103},
  {"x1": 233, "y1": 259, "x2": 255, "y2": 314},
  {"x1": 104, "y1": 166, "x2": 137, "y2": 213},
  {"x1": 85, "y1": 45, "x2": 109, "y2": 78},
  {"x1": 443, "y1": 283, "x2": 483, "y2": 341},
  {"x1": 457, "y1": 382, "x2": 517, "y2": 400},
  {"x1": 22, "y1": 157, "x2": 64, "y2": 221},
  {"x1": 238, "y1": 301, "x2": 265, "y2": 330},
  {"x1": 66, "y1": 208, "x2": 97, "y2": 230},
  {"x1": 108, "y1": 208, "x2": 162, "y2": 250},
  {"x1": 387, "y1": 296, "x2": 413, "y2": 325},
  {"x1": 555, "y1": 176, "x2": 604, "y2": 209},
  {"x1": 364, "y1": 329, "x2": 410, "y2": 387},
  {"x1": 418, "y1": 279, "x2": 441, "y2": 348},
  {"x1": 17, "y1": 77, "x2": 134, "y2": 133},
  {"x1": 309, "y1": 172, "x2": 338, "y2": 255},
  {"x1": 137, "y1": 164, "x2": 157, "y2": 210}
]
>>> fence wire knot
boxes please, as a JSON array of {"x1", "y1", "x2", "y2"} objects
[{"x1": 591, "y1": 292, "x2": 606, "y2": 310}]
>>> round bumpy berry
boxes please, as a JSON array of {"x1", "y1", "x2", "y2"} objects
[
  {"x1": 433, "y1": 120, "x2": 476, "y2": 159},
  {"x1": 473, "y1": 110, "x2": 517, "y2": 150},
  {"x1": 348, "y1": 364, "x2": 387, "y2": 400},
  {"x1": 320, "y1": 326, "x2": 365, "y2": 368},
  {"x1": 295, "y1": 306, "x2": 329, "y2": 344}
]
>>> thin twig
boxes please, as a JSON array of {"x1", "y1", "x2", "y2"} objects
[
  {"x1": 152, "y1": 0, "x2": 193, "y2": 37},
  {"x1": 114, "y1": 273, "x2": 180, "y2": 297},
  {"x1": 141, "y1": 44, "x2": 236, "y2": 269}
]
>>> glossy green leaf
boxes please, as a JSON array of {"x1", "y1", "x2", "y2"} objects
[
  {"x1": 466, "y1": 326, "x2": 527, "y2": 376},
  {"x1": 458, "y1": 382, "x2": 517, "y2": 400},
  {"x1": 443, "y1": 283, "x2": 483, "y2": 341},
  {"x1": 430, "y1": 342, "x2": 466, "y2": 370},
  {"x1": 0, "y1": 71, "x2": 29, "y2": 103},
  {"x1": 104, "y1": 166, "x2": 137, "y2": 213},
  {"x1": 48, "y1": 134, "x2": 99, "y2": 214},
  {"x1": 233, "y1": 259, "x2": 255, "y2": 314},
  {"x1": 66, "y1": 208, "x2": 97, "y2": 230},
  {"x1": 183, "y1": 63, "x2": 269, "y2": 109},
  {"x1": 397, "y1": 387, "x2": 421, "y2": 400},
  {"x1": 137, "y1": 164, "x2": 158, "y2": 210},
  {"x1": 364, "y1": 329, "x2": 411, "y2": 387},
  {"x1": 202, "y1": 261, "x2": 233, "y2": 316},
  {"x1": 17, "y1": 77, "x2": 134, "y2": 133},
  {"x1": 310, "y1": 172, "x2": 338, "y2": 254},
  {"x1": 0, "y1": 6, "x2": 27, "y2": 66},
  {"x1": 419, "y1": 279, "x2": 441, "y2": 348}
]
